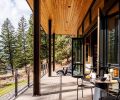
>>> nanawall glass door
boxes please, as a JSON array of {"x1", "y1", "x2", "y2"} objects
[{"x1": 72, "y1": 38, "x2": 84, "y2": 77}]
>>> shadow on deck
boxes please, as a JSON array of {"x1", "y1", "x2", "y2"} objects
[{"x1": 16, "y1": 72, "x2": 94, "y2": 100}]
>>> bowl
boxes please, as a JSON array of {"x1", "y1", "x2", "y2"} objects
[{"x1": 100, "y1": 77, "x2": 106, "y2": 81}]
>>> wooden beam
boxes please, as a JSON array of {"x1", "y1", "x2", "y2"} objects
[
  {"x1": 33, "y1": 0, "x2": 40, "y2": 95},
  {"x1": 48, "y1": 19, "x2": 52, "y2": 77},
  {"x1": 53, "y1": 33, "x2": 55, "y2": 71}
]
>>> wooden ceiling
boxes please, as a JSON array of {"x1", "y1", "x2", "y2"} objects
[{"x1": 26, "y1": 0, "x2": 93, "y2": 35}]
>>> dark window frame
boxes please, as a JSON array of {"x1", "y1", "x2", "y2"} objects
[{"x1": 106, "y1": 13, "x2": 119, "y2": 66}]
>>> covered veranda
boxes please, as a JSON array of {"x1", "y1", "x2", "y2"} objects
[
  {"x1": 16, "y1": 72, "x2": 94, "y2": 100},
  {"x1": 16, "y1": 0, "x2": 120, "y2": 100},
  {"x1": 26, "y1": 0, "x2": 94, "y2": 96}
]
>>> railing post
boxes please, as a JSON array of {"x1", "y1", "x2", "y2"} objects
[
  {"x1": 45, "y1": 63, "x2": 47, "y2": 73},
  {"x1": 44, "y1": 64, "x2": 46, "y2": 75},
  {"x1": 28, "y1": 67, "x2": 30, "y2": 87},
  {"x1": 15, "y1": 69, "x2": 18, "y2": 97},
  {"x1": 41, "y1": 64, "x2": 43, "y2": 76},
  {"x1": 42, "y1": 64, "x2": 44, "y2": 76}
]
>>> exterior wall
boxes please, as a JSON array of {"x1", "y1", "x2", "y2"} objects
[
  {"x1": 78, "y1": 0, "x2": 105, "y2": 36},
  {"x1": 81, "y1": 0, "x2": 120, "y2": 75}
]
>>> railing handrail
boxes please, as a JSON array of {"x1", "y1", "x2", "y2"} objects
[{"x1": 0, "y1": 63, "x2": 48, "y2": 100}]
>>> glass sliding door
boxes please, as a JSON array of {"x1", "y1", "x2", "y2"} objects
[
  {"x1": 72, "y1": 38, "x2": 84, "y2": 77},
  {"x1": 107, "y1": 14, "x2": 119, "y2": 64},
  {"x1": 107, "y1": 14, "x2": 119, "y2": 80},
  {"x1": 97, "y1": 8, "x2": 106, "y2": 75}
]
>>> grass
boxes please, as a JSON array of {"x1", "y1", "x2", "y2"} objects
[{"x1": 0, "y1": 80, "x2": 27, "y2": 97}]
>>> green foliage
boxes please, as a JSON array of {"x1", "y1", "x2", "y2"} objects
[
  {"x1": 40, "y1": 28, "x2": 48, "y2": 60},
  {"x1": 0, "y1": 18, "x2": 16, "y2": 71},
  {"x1": 55, "y1": 35, "x2": 71, "y2": 63},
  {"x1": 15, "y1": 16, "x2": 28, "y2": 68},
  {"x1": 0, "y1": 15, "x2": 72, "y2": 70},
  {"x1": 26, "y1": 14, "x2": 33, "y2": 65}
]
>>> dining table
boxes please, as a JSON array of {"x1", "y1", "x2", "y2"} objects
[{"x1": 93, "y1": 79, "x2": 118, "y2": 100}]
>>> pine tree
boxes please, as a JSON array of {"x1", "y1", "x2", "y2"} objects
[
  {"x1": 26, "y1": 14, "x2": 33, "y2": 65},
  {"x1": 0, "y1": 18, "x2": 16, "y2": 74},
  {"x1": 55, "y1": 35, "x2": 71, "y2": 64},
  {"x1": 40, "y1": 27, "x2": 48, "y2": 60},
  {"x1": 16, "y1": 16, "x2": 28, "y2": 68}
]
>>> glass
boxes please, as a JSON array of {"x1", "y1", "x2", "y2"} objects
[
  {"x1": 72, "y1": 38, "x2": 84, "y2": 77},
  {"x1": 86, "y1": 44, "x2": 89, "y2": 62},
  {"x1": 113, "y1": 68, "x2": 119, "y2": 78},
  {"x1": 107, "y1": 15, "x2": 119, "y2": 64}
]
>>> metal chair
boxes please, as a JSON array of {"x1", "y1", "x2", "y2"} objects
[{"x1": 75, "y1": 68, "x2": 94, "y2": 100}]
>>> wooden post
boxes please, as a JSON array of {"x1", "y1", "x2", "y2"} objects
[
  {"x1": 97, "y1": 8, "x2": 100, "y2": 76},
  {"x1": 33, "y1": 0, "x2": 40, "y2": 95},
  {"x1": 53, "y1": 33, "x2": 55, "y2": 71},
  {"x1": 48, "y1": 19, "x2": 52, "y2": 77}
]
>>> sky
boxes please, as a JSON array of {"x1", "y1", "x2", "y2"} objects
[{"x1": 0, "y1": 0, "x2": 32, "y2": 32}]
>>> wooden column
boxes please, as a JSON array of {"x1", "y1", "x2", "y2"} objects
[
  {"x1": 97, "y1": 8, "x2": 100, "y2": 76},
  {"x1": 33, "y1": 0, "x2": 40, "y2": 95},
  {"x1": 53, "y1": 33, "x2": 55, "y2": 71},
  {"x1": 48, "y1": 19, "x2": 52, "y2": 77}
]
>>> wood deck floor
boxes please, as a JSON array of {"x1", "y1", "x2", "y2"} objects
[{"x1": 16, "y1": 72, "x2": 94, "y2": 100}]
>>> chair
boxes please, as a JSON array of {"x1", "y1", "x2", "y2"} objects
[
  {"x1": 74, "y1": 68, "x2": 94, "y2": 100},
  {"x1": 77, "y1": 77, "x2": 94, "y2": 100}
]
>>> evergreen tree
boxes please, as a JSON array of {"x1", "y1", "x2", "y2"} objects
[
  {"x1": 16, "y1": 16, "x2": 28, "y2": 68},
  {"x1": 40, "y1": 28, "x2": 48, "y2": 60},
  {"x1": 26, "y1": 14, "x2": 33, "y2": 65},
  {"x1": 55, "y1": 35, "x2": 71, "y2": 64},
  {"x1": 26, "y1": 15, "x2": 48, "y2": 65},
  {"x1": 0, "y1": 18, "x2": 16, "y2": 74}
]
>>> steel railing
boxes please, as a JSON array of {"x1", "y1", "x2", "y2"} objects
[{"x1": 0, "y1": 63, "x2": 48, "y2": 100}]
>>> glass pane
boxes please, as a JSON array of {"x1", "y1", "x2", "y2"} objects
[
  {"x1": 72, "y1": 38, "x2": 83, "y2": 77},
  {"x1": 107, "y1": 15, "x2": 119, "y2": 64}
]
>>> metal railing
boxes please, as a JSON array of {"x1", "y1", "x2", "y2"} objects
[
  {"x1": 0, "y1": 63, "x2": 48, "y2": 100},
  {"x1": 41, "y1": 63, "x2": 48, "y2": 77}
]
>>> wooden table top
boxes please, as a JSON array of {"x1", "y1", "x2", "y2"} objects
[{"x1": 95, "y1": 80, "x2": 118, "y2": 84}]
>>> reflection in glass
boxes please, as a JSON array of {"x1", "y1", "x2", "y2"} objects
[
  {"x1": 72, "y1": 38, "x2": 83, "y2": 77},
  {"x1": 108, "y1": 15, "x2": 118, "y2": 64}
]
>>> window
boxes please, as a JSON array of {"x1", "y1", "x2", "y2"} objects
[
  {"x1": 107, "y1": 14, "x2": 119, "y2": 64},
  {"x1": 86, "y1": 44, "x2": 89, "y2": 62}
]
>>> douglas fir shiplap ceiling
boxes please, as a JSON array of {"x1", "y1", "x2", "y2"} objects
[{"x1": 26, "y1": 0, "x2": 93, "y2": 35}]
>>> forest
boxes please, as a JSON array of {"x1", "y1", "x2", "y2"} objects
[{"x1": 0, "y1": 14, "x2": 72, "y2": 74}]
